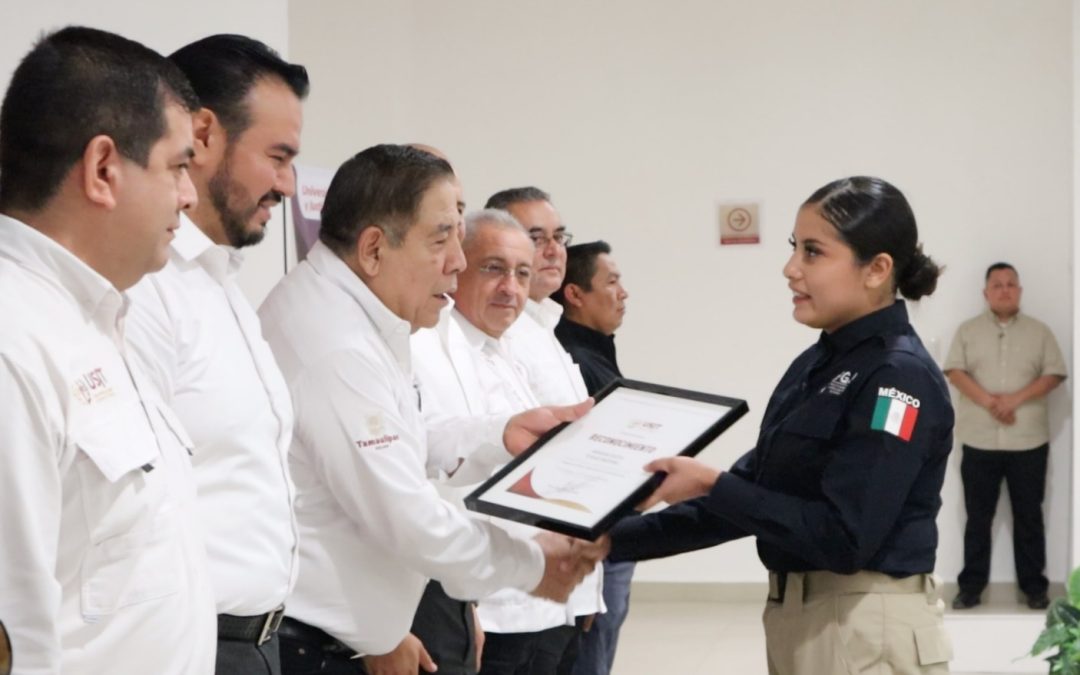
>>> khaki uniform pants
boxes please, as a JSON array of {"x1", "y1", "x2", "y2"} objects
[{"x1": 763, "y1": 571, "x2": 952, "y2": 675}]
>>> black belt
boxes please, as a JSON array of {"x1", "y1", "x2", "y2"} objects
[
  {"x1": 277, "y1": 617, "x2": 359, "y2": 658},
  {"x1": 218, "y1": 606, "x2": 286, "y2": 646}
]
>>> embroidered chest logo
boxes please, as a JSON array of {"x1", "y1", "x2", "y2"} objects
[
  {"x1": 871, "y1": 387, "x2": 921, "y2": 441},
  {"x1": 821, "y1": 370, "x2": 858, "y2": 396},
  {"x1": 71, "y1": 367, "x2": 114, "y2": 405},
  {"x1": 356, "y1": 415, "x2": 400, "y2": 450}
]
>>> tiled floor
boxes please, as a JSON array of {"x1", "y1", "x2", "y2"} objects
[
  {"x1": 610, "y1": 598, "x2": 1011, "y2": 674},
  {"x1": 612, "y1": 599, "x2": 768, "y2": 674}
]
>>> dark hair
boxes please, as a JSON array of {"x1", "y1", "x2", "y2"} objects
[
  {"x1": 552, "y1": 240, "x2": 612, "y2": 306},
  {"x1": 319, "y1": 144, "x2": 454, "y2": 255},
  {"x1": 804, "y1": 176, "x2": 942, "y2": 300},
  {"x1": 0, "y1": 26, "x2": 199, "y2": 212},
  {"x1": 985, "y1": 261, "x2": 1017, "y2": 282},
  {"x1": 485, "y1": 186, "x2": 551, "y2": 211},
  {"x1": 170, "y1": 34, "x2": 308, "y2": 138}
]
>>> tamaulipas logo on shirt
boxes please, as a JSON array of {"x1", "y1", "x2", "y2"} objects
[{"x1": 871, "y1": 387, "x2": 920, "y2": 441}]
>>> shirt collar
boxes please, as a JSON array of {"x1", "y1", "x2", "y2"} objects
[
  {"x1": 556, "y1": 316, "x2": 617, "y2": 359},
  {"x1": 432, "y1": 297, "x2": 458, "y2": 344},
  {"x1": 819, "y1": 300, "x2": 909, "y2": 355},
  {"x1": 172, "y1": 212, "x2": 245, "y2": 280},
  {"x1": 306, "y1": 240, "x2": 414, "y2": 371},
  {"x1": 0, "y1": 213, "x2": 126, "y2": 330},
  {"x1": 452, "y1": 308, "x2": 507, "y2": 355},
  {"x1": 524, "y1": 297, "x2": 564, "y2": 330},
  {"x1": 983, "y1": 308, "x2": 1020, "y2": 328}
]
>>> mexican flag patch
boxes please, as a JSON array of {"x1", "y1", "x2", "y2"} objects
[{"x1": 871, "y1": 386, "x2": 920, "y2": 441}]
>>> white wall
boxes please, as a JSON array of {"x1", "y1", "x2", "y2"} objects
[
  {"x1": 290, "y1": 0, "x2": 1074, "y2": 584},
  {"x1": 1073, "y1": 0, "x2": 1080, "y2": 573},
  {"x1": 1, "y1": 0, "x2": 291, "y2": 305}
]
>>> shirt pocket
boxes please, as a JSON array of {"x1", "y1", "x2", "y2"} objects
[
  {"x1": 783, "y1": 398, "x2": 846, "y2": 441},
  {"x1": 73, "y1": 406, "x2": 182, "y2": 620}
]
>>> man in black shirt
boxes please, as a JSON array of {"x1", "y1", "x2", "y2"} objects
[
  {"x1": 553, "y1": 241, "x2": 628, "y2": 394},
  {"x1": 552, "y1": 241, "x2": 631, "y2": 675}
]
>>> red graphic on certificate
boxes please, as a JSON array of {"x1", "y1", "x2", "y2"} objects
[{"x1": 507, "y1": 469, "x2": 591, "y2": 512}]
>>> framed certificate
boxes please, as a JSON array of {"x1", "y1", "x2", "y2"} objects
[{"x1": 464, "y1": 378, "x2": 748, "y2": 540}]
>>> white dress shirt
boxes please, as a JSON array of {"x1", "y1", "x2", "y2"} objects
[
  {"x1": 505, "y1": 299, "x2": 605, "y2": 620},
  {"x1": 125, "y1": 214, "x2": 297, "y2": 616},
  {"x1": 0, "y1": 215, "x2": 215, "y2": 674},
  {"x1": 507, "y1": 299, "x2": 589, "y2": 406},
  {"x1": 257, "y1": 241, "x2": 545, "y2": 655},
  {"x1": 413, "y1": 310, "x2": 605, "y2": 632},
  {"x1": 412, "y1": 304, "x2": 520, "y2": 488}
]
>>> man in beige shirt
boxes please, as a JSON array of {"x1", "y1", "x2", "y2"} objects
[{"x1": 945, "y1": 262, "x2": 1066, "y2": 610}]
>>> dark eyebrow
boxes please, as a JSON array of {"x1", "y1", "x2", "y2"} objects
[
  {"x1": 173, "y1": 146, "x2": 195, "y2": 163},
  {"x1": 271, "y1": 143, "x2": 299, "y2": 158}
]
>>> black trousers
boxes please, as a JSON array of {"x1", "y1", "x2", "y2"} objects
[
  {"x1": 958, "y1": 443, "x2": 1049, "y2": 597},
  {"x1": 479, "y1": 625, "x2": 577, "y2": 675},
  {"x1": 279, "y1": 617, "x2": 367, "y2": 675},
  {"x1": 554, "y1": 615, "x2": 590, "y2": 675},
  {"x1": 216, "y1": 634, "x2": 282, "y2": 675},
  {"x1": 410, "y1": 580, "x2": 478, "y2": 675}
]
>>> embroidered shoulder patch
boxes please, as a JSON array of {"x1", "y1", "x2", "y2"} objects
[{"x1": 870, "y1": 386, "x2": 920, "y2": 441}]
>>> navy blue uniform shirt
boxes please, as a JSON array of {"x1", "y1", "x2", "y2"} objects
[{"x1": 609, "y1": 301, "x2": 954, "y2": 577}]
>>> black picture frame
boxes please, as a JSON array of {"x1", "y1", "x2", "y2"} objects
[{"x1": 464, "y1": 378, "x2": 748, "y2": 540}]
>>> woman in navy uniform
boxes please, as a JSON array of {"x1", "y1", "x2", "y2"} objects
[{"x1": 608, "y1": 176, "x2": 954, "y2": 674}]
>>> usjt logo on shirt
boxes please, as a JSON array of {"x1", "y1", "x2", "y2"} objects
[{"x1": 871, "y1": 387, "x2": 920, "y2": 441}]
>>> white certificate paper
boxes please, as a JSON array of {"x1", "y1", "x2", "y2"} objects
[{"x1": 471, "y1": 386, "x2": 736, "y2": 531}]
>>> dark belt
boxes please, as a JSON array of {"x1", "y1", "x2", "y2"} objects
[
  {"x1": 218, "y1": 606, "x2": 286, "y2": 646},
  {"x1": 768, "y1": 570, "x2": 932, "y2": 603},
  {"x1": 277, "y1": 617, "x2": 360, "y2": 659}
]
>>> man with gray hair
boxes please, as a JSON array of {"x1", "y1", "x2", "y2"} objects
[
  {"x1": 413, "y1": 209, "x2": 596, "y2": 675},
  {"x1": 487, "y1": 188, "x2": 605, "y2": 672},
  {"x1": 259, "y1": 145, "x2": 599, "y2": 673}
]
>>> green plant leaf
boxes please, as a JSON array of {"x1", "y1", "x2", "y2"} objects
[
  {"x1": 1048, "y1": 599, "x2": 1080, "y2": 628},
  {"x1": 1033, "y1": 624, "x2": 1069, "y2": 655},
  {"x1": 1070, "y1": 567, "x2": 1080, "y2": 607}
]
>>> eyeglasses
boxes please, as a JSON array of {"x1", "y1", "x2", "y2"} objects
[
  {"x1": 477, "y1": 262, "x2": 533, "y2": 284},
  {"x1": 529, "y1": 230, "x2": 573, "y2": 248}
]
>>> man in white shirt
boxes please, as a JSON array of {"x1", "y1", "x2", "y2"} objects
[
  {"x1": 0, "y1": 27, "x2": 216, "y2": 674},
  {"x1": 259, "y1": 145, "x2": 600, "y2": 675},
  {"x1": 487, "y1": 188, "x2": 589, "y2": 407},
  {"x1": 414, "y1": 209, "x2": 603, "y2": 675},
  {"x1": 125, "y1": 35, "x2": 308, "y2": 675},
  {"x1": 485, "y1": 189, "x2": 602, "y2": 673}
]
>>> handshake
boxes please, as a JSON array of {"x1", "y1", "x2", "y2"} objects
[{"x1": 530, "y1": 531, "x2": 611, "y2": 602}]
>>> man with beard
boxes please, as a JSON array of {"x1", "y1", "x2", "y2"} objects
[{"x1": 125, "y1": 34, "x2": 308, "y2": 675}]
